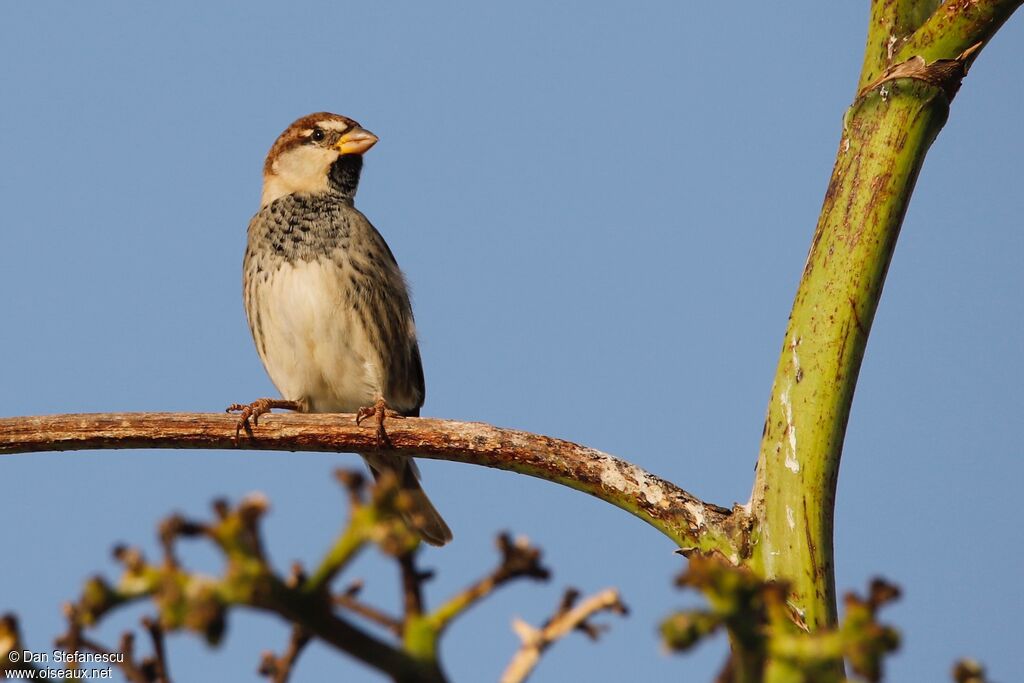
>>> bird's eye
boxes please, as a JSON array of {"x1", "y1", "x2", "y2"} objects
[{"x1": 310, "y1": 128, "x2": 326, "y2": 142}]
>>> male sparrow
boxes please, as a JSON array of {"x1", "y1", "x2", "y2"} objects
[{"x1": 229, "y1": 112, "x2": 452, "y2": 546}]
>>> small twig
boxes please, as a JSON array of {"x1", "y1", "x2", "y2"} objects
[
  {"x1": 398, "y1": 551, "x2": 432, "y2": 618},
  {"x1": 2, "y1": 613, "x2": 52, "y2": 681},
  {"x1": 236, "y1": 494, "x2": 271, "y2": 562},
  {"x1": 952, "y1": 659, "x2": 989, "y2": 683},
  {"x1": 57, "y1": 604, "x2": 141, "y2": 681},
  {"x1": 334, "y1": 469, "x2": 367, "y2": 509},
  {"x1": 334, "y1": 581, "x2": 403, "y2": 636},
  {"x1": 302, "y1": 468, "x2": 419, "y2": 595},
  {"x1": 258, "y1": 625, "x2": 311, "y2": 683},
  {"x1": 142, "y1": 617, "x2": 171, "y2": 683},
  {"x1": 285, "y1": 562, "x2": 306, "y2": 589},
  {"x1": 334, "y1": 595, "x2": 404, "y2": 636},
  {"x1": 158, "y1": 513, "x2": 207, "y2": 570},
  {"x1": 500, "y1": 587, "x2": 628, "y2": 683},
  {"x1": 301, "y1": 509, "x2": 371, "y2": 593},
  {"x1": 54, "y1": 603, "x2": 84, "y2": 660},
  {"x1": 429, "y1": 533, "x2": 551, "y2": 634},
  {"x1": 56, "y1": 605, "x2": 164, "y2": 683},
  {"x1": 116, "y1": 631, "x2": 150, "y2": 683}
]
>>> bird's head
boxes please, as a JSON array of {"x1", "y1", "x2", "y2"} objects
[{"x1": 260, "y1": 112, "x2": 378, "y2": 207}]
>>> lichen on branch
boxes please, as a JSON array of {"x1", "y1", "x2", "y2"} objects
[{"x1": 0, "y1": 411, "x2": 748, "y2": 556}]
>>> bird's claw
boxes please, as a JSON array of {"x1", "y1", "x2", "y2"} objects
[
  {"x1": 355, "y1": 399, "x2": 402, "y2": 447},
  {"x1": 227, "y1": 400, "x2": 267, "y2": 441},
  {"x1": 226, "y1": 398, "x2": 300, "y2": 443},
  {"x1": 355, "y1": 405, "x2": 376, "y2": 426}
]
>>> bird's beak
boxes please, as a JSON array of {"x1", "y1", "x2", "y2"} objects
[{"x1": 336, "y1": 127, "x2": 378, "y2": 155}]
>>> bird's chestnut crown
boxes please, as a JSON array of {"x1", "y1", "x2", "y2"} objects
[{"x1": 260, "y1": 112, "x2": 378, "y2": 207}]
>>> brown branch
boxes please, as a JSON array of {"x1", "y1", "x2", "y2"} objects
[
  {"x1": 0, "y1": 412, "x2": 745, "y2": 555},
  {"x1": 398, "y1": 551, "x2": 432, "y2": 619},
  {"x1": 141, "y1": 617, "x2": 170, "y2": 683},
  {"x1": 499, "y1": 587, "x2": 628, "y2": 683},
  {"x1": 258, "y1": 625, "x2": 311, "y2": 683},
  {"x1": 2, "y1": 614, "x2": 52, "y2": 681},
  {"x1": 55, "y1": 606, "x2": 171, "y2": 683}
]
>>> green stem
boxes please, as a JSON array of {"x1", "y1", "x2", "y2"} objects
[
  {"x1": 859, "y1": 0, "x2": 943, "y2": 86},
  {"x1": 428, "y1": 588, "x2": 482, "y2": 636},
  {"x1": 750, "y1": 0, "x2": 1020, "y2": 634},
  {"x1": 752, "y1": 77, "x2": 950, "y2": 629},
  {"x1": 302, "y1": 507, "x2": 373, "y2": 594},
  {"x1": 402, "y1": 616, "x2": 440, "y2": 664},
  {"x1": 895, "y1": 0, "x2": 1022, "y2": 71},
  {"x1": 859, "y1": 1, "x2": 1021, "y2": 89}
]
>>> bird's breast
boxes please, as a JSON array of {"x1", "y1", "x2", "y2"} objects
[
  {"x1": 245, "y1": 254, "x2": 382, "y2": 413},
  {"x1": 242, "y1": 193, "x2": 423, "y2": 415}
]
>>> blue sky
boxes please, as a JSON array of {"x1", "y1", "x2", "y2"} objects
[{"x1": 1, "y1": 3, "x2": 1021, "y2": 681}]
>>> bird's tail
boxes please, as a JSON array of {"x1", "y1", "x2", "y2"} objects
[{"x1": 362, "y1": 453, "x2": 453, "y2": 547}]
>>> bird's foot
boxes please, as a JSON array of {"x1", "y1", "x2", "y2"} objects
[
  {"x1": 226, "y1": 398, "x2": 302, "y2": 441},
  {"x1": 355, "y1": 398, "x2": 404, "y2": 446}
]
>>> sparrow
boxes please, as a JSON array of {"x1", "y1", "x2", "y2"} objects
[{"x1": 228, "y1": 112, "x2": 452, "y2": 546}]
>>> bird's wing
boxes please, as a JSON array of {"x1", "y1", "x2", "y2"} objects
[{"x1": 405, "y1": 343, "x2": 425, "y2": 418}]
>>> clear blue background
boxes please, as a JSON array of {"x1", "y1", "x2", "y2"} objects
[{"x1": 2, "y1": 3, "x2": 1021, "y2": 681}]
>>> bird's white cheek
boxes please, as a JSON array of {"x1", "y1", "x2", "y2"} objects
[{"x1": 261, "y1": 147, "x2": 336, "y2": 205}]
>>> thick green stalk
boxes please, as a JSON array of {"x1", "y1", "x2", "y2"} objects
[
  {"x1": 894, "y1": 1, "x2": 1021, "y2": 76},
  {"x1": 750, "y1": 0, "x2": 1020, "y2": 636},
  {"x1": 860, "y1": 0, "x2": 942, "y2": 84},
  {"x1": 750, "y1": 80, "x2": 950, "y2": 630},
  {"x1": 859, "y1": 0, "x2": 1018, "y2": 89}
]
